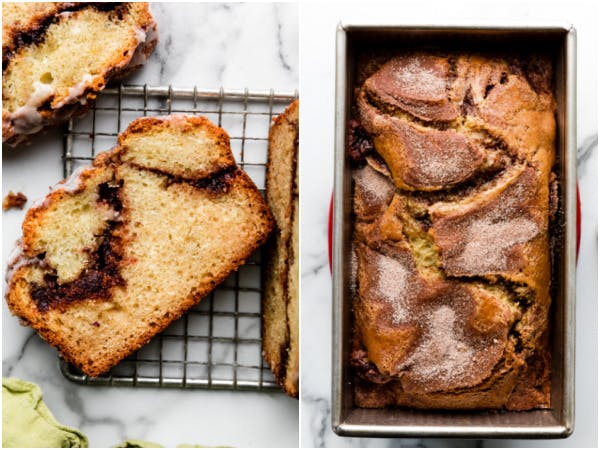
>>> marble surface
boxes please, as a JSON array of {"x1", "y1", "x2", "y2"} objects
[
  {"x1": 2, "y1": 3, "x2": 298, "y2": 448},
  {"x1": 300, "y1": 1, "x2": 597, "y2": 447}
]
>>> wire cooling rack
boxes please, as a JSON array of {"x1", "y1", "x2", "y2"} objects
[{"x1": 59, "y1": 84, "x2": 297, "y2": 390}]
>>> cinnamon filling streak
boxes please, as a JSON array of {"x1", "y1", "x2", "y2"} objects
[
  {"x1": 27, "y1": 163, "x2": 241, "y2": 312},
  {"x1": 29, "y1": 179, "x2": 125, "y2": 312},
  {"x1": 3, "y1": 3, "x2": 127, "y2": 71}
]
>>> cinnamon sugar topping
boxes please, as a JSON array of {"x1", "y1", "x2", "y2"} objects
[
  {"x1": 457, "y1": 217, "x2": 539, "y2": 272},
  {"x1": 407, "y1": 306, "x2": 474, "y2": 384},
  {"x1": 391, "y1": 57, "x2": 447, "y2": 100},
  {"x1": 351, "y1": 51, "x2": 555, "y2": 409},
  {"x1": 401, "y1": 125, "x2": 479, "y2": 186},
  {"x1": 373, "y1": 252, "x2": 409, "y2": 323},
  {"x1": 354, "y1": 165, "x2": 394, "y2": 203}
]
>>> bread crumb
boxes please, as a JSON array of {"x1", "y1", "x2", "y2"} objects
[{"x1": 3, "y1": 191, "x2": 27, "y2": 211}]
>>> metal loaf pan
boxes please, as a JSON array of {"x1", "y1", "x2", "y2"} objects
[{"x1": 332, "y1": 23, "x2": 577, "y2": 438}]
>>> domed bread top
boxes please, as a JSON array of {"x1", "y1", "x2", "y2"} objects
[
  {"x1": 362, "y1": 54, "x2": 458, "y2": 122},
  {"x1": 351, "y1": 52, "x2": 555, "y2": 411}
]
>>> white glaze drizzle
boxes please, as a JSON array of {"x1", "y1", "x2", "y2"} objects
[
  {"x1": 5, "y1": 239, "x2": 39, "y2": 284},
  {"x1": 10, "y1": 105, "x2": 44, "y2": 135},
  {"x1": 9, "y1": 81, "x2": 56, "y2": 134},
  {"x1": 129, "y1": 24, "x2": 158, "y2": 67},
  {"x1": 7, "y1": 20, "x2": 157, "y2": 138},
  {"x1": 54, "y1": 74, "x2": 94, "y2": 108},
  {"x1": 135, "y1": 28, "x2": 147, "y2": 44}
]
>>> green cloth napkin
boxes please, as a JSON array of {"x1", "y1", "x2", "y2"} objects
[
  {"x1": 3, "y1": 377, "x2": 223, "y2": 448},
  {"x1": 2, "y1": 377, "x2": 89, "y2": 448}
]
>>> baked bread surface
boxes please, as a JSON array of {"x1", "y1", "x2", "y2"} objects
[
  {"x1": 6, "y1": 115, "x2": 274, "y2": 377},
  {"x1": 351, "y1": 53, "x2": 555, "y2": 410},
  {"x1": 2, "y1": 2, "x2": 158, "y2": 147},
  {"x1": 262, "y1": 100, "x2": 299, "y2": 398}
]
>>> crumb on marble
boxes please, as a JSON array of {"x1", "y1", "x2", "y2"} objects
[{"x1": 3, "y1": 191, "x2": 27, "y2": 211}]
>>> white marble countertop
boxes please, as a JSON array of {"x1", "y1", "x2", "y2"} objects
[
  {"x1": 2, "y1": 3, "x2": 298, "y2": 448},
  {"x1": 300, "y1": 1, "x2": 597, "y2": 447}
]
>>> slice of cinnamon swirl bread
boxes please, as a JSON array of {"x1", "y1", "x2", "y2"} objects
[
  {"x1": 6, "y1": 115, "x2": 274, "y2": 377},
  {"x1": 262, "y1": 100, "x2": 299, "y2": 398},
  {"x1": 2, "y1": 2, "x2": 157, "y2": 147}
]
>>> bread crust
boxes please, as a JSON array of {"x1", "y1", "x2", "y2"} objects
[
  {"x1": 6, "y1": 115, "x2": 274, "y2": 377},
  {"x1": 351, "y1": 53, "x2": 555, "y2": 410}
]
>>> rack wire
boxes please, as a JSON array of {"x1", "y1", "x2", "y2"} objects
[{"x1": 59, "y1": 84, "x2": 297, "y2": 390}]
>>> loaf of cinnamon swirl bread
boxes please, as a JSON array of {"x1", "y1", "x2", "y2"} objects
[{"x1": 350, "y1": 53, "x2": 556, "y2": 410}]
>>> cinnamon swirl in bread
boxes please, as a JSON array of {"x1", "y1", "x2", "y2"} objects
[
  {"x1": 2, "y1": 2, "x2": 157, "y2": 147},
  {"x1": 6, "y1": 115, "x2": 274, "y2": 377},
  {"x1": 350, "y1": 53, "x2": 556, "y2": 410}
]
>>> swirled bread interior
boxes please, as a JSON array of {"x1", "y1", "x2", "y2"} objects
[
  {"x1": 6, "y1": 115, "x2": 274, "y2": 377},
  {"x1": 2, "y1": 2, "x2": 157, "y2": 146}
]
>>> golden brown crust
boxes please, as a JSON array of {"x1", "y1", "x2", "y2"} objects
[
  {"x1": 262, "y1": 100, "x2": 299, "y2": 398},
  {"x1": 6, "y1": 115, "x2": 274, "y2": 377},
  {"x1": 351, "y1": 52, "x2": 555, "y2": 410},
  {"x1": 362, "y1": 54, "x2": 459, "y2": 123}
]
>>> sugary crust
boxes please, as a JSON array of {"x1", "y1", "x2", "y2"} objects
[
  {"x1": 6, "y1": 115, "x2": 274, "y2": 377},
  {"x1": 351, "y1": 52, "x2": 555, "y2": 410},
  {"x1": 2, "y1": 2, "x2": 158, "y2": 146},
  {"x1": 262, "y1": 99, "x2": 299, "y2": 398}
]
